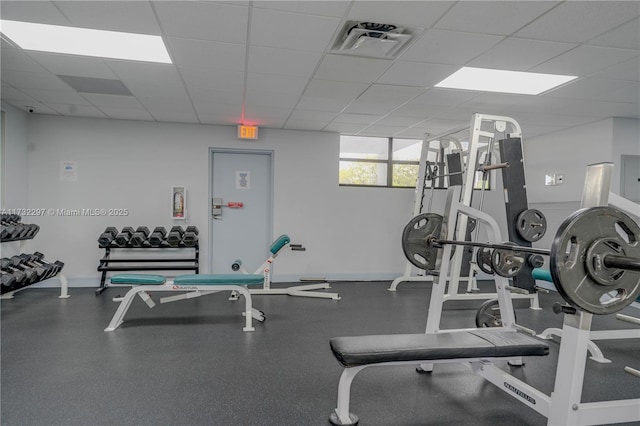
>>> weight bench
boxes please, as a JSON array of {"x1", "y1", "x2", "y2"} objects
[
  {"x1": 328, "y1": 329, "x2": 549, "y2": 425},
  {"x1": 104, "y1": 273, "x2": 266, "y2": 332}
]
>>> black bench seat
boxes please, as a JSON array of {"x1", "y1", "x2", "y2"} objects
[{"x1": 330, "y1": 330, "x2": 549, "y2": 368}]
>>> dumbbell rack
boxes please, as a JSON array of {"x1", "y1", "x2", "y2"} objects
[
  {"x1": 0, "y1": 218, "x2": 69, "y2": 299},
  {"x1": 96, "y1": 244, "x2": 199, "y2": 295}
]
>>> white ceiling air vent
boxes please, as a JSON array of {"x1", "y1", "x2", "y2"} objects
[{"x1": 332, "y1": 21, "x2": 412, "y2": 59}]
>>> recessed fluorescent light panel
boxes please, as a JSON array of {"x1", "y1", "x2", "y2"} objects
[
  {"x1": 435, "y1": 67, "x2": 577, "y2": 95},
  {"x1": 0, "y1": 20, "x2": 171, "y2": 63}
]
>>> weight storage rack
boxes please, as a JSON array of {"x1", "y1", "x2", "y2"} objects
[
  {"x1": 1, "y1": 215, "x2": 69, "y2": 299},
  {"x1": 96, "y1": 233, "x2": 199, "y2": 295}
]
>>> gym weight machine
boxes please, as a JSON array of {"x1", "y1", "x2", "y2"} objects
[{"x1": 328, "y1": 162, "x2": 640, "y2": 426}]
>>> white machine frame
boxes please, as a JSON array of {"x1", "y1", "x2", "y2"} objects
[{"x1": 390, "y1": 114, "x2": 539, "y2": 310}]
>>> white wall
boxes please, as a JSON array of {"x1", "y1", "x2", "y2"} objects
[
  {"x1": 24, "y1": 115, "x2": 418, "y2": 284},
  {"x1": 524, "y1": 118, "x2": 639, "y2": 250},
  {"x1": 612, "y1": 117, "x2": 640, "y2": 194},
  {"x1": 1, "y1": 102, "x2": 29, "y2": 208}
]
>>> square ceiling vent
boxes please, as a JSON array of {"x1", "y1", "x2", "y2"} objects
[{"x1": 331, "y1": 21, "x2": 413, "y2": 59}]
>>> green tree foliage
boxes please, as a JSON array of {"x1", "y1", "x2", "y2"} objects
[
  {"x1": 339, "y1": 161, "x2": 379, "y2": 185},
  {"x1": 392, "y1": 164, "x2": 418, "y2": 187}
]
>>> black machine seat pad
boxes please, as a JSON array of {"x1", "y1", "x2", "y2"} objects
[{"x1": 330, "y1": 330, "x2": 549, "y2": 368}]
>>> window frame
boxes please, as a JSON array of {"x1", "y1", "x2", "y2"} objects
[{"x1": 339, "y1": 136, "x2": 421, "y2": 188}]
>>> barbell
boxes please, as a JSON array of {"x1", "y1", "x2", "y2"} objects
[{"x1": 401, "y1": 206, "x2": 640, "y2": 315}]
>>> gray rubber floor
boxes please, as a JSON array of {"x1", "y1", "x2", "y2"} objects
[{"x1": 1, "y1": 280, "x2": 639, "y2": 426}]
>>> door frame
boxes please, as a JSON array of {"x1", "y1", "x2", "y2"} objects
[{"x1": 208, "y1": 147, "x2": 275, "y2": 273}]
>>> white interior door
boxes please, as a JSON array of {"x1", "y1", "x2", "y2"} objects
[{"x1": 210, "y1": 151, "x2": 272, "y2": 273}]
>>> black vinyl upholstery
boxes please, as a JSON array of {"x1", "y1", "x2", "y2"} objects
[{"x1": 329, "y1": 330, "x2": 549, "y2": 368}]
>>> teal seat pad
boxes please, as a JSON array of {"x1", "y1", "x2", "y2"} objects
[
  {"x1": 110, "y1": 274, "x2": 167, "y2": 285},
  {"x1": 174, "y1": 274, "x2": 264, "y2": 285},
  {"x1": 270, "y1": 235, "x2": 290, "y2": 255}
]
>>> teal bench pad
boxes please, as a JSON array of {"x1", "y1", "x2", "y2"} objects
[
  {"x1": 270, "y1": 235, "x2": 290, "y2": 255},
  {"x1": 110, "y1": 274, "x2": 167, "y2": 285},
  {"x1": 174, "y1": 274, "x2": 264, "y2": 285}
]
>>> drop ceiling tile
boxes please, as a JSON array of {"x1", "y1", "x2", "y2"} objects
[
  {"x1": 347, "y1": 1, "x2": 454, "y2": 29},
  {"x1": 400, "y1": 29, "x2": 503, "y2": 64},
  {"x1": 249, "y1": 46, "x2": 322, "y2": 77},
  {"x1": 100, "y1": 106, "x2": 154, "y2": 121},
  {"x1": 198, "y1": 112, "x2": 239, "y2": 125},
  {"x1": 345, "y1": 84, "x2": 424, "y2": 115},
  {"x1": 558, "y1": 100, "x2": 640, "y2": 118},
  {"x1": 297, "y1": 78, "x2": 369, "y2": 111},
  {"x1": 545, "y1": 78, "x2": 637, "y2": 103},
  {"x1": 288, "y1": 110, "x2": 338, "y2": 122},
  {"x1": 81, "y1": 94, "x2": 143, "y2": 109},
  {"x1": 531, "y1": 45, "x2": 638, "y2": 76},
  {"x1": 151, "y1": 110, "x2": 199, "y2": 124},
  {"x1": 246, "y1": 72, "x2": 308, "y2": 95},
  {"x1": 254, "y1": 1, "x2": 350, "y2": 17},
  {"x1": 13, "y1": 102, "x2": 59, "y2": 115},
  {"x1": 54, "y1": 1, "x2": 161, "y2": 34},
  {"x1": 284, "y1": 119, "x2": 330, "y2": 131},
  {"x1": 168, "y1": 38, "x2": 245, "y2": 71},
  {"x1": 251, "y1": 8, "x2": 341, "y2": 52},
  {"x1": 420, "y1": 118, "x2": 469, "y2": 134},
  {"x1": 0, "y1": 85, "x2": 39, "y2": 106},
  {"x1": 2, "y1": 69, "x2": 70, "y2": 91},
  {"x1": 106, "y1": 61, "x2": 184, "y2": 88},
  {"x1": 520, "y1": 124, "x2": 566, "y2": 139},
  {"x1": 0, "y1": 1, "x2": 70, "y2": 25},
  {"x1": 315, "y1": 55, "x2": 392, "y2": 83},
  {"x1": 377, "y1": 61, "x2": 458, "y2": 87},
  {"x1": 375, "y1": 115, "x2": 426, "y2": 127},
  {"x1": 28, "y1": 52, "x2": 118, "y2": 79},
  {"x1": 435, "y1": 1, "x2": 559, "y2": 35},
  {"x1": 468, "y1": 38, "x2": 577, "y2": 71},
  {"x1": 392, "y1": 102, "x2": 447, "y2": 119},
  {"x1": 593, "y1": 57, "x2": 640, "y2": 82},
  {"x1": 128, "y1": 84, "x2": 191, "y2": 102},
  {"x1": 141, "y1": 94, "x2": 194, "y2": 114},
  {"x1": 246, "y1": 91, "x2": 301, "y2": 109},
  {"x1": 179, "y1": 67, "x2": 244, "y2": 92},
  {"x1": 48, "y1": 103, "x2": 108, "y2": 118},
  {"x1": 22, "y1": 89, "x2": 90, "y2": 105},
  {"x1": 394, "y1": 127, "x2": 430, "y2": 139},
  {"x1": 154, "y1": 1, "x2": 248, "y2": 44},
  {"x1": 333, "y1": 113, "x2": 380, "y2": 124},
  {"x1": 189, "y1": 87, "x2": 241, "y2": 112},
  {"x1": 323, "y1": 122, "x2": 368, "y2": 134},
  {"x1": 411, "y1": 88, "x2": 479, "y2": 106},
  {"x1": 587, "y1": 18, "x2": 640, "y2": 50},
  {"x1": 1, "y1": 46, "x2": 49, "y2": 73},
  {"x1": 515, "y1": 2, "x2": 640, "y2": 43},
  {"x1": 358, "y1": 125, "x2": 406, "y2": 137}
]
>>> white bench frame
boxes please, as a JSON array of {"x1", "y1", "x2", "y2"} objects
[{"x1": 105, "y1": 280, "x2": 264, "y2": 332}]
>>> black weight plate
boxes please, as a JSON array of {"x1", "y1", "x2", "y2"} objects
[
  {"x1": 475, "y1": 299, "x2": 516, "y2": 327},
  {"x1": 476, "y1": 247, "x2": 494, "y2": 274},
  {"x1": 491, "y1": 242, "x2": 525, "y2": 278},
  {"x1": 551, "y1": 206, "x2": 640, "y2": 315},
  {"x1": 516, "y1": 209, "x2": 547, "y2": 242},
  {"x1": 401, "y1": 213, "x2": 445, "y2": 270}
]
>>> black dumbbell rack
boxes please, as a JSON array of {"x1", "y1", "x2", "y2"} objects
[
  {"x1": 96, "y1": 229, "x2": 199, "y2": 295},
  {"x1": 1, "y1": 215, "x2": 69, "y2": 299}
]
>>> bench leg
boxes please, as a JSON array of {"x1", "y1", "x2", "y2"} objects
[
  {"x1": 105, "y1": 287, "x2": 143, "y2": 331},
  {"x1": 233, "y1": 286, "x2": 256, "y2": 332},
  {"x1": 138, "y1": 291, "x2": 156, "y2": 308},
  {"x1": 329, "y1": 366, "x2": 365, "y2": 426}
]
